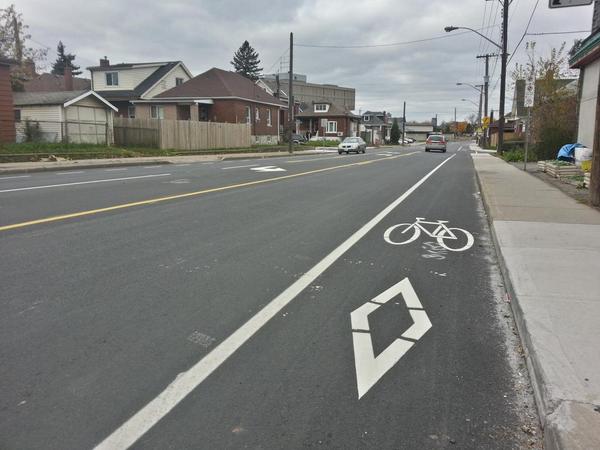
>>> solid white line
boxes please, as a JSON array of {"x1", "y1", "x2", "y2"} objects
[
  {"x1": 0, "y1": 173, "x2": 172, "y2": 193},
  {"x1": 93, "y1": 154, "x2": 456, "y2": 450},
  {"x1": 222, "y1": 164, "x2": 259, "y2": 170},
  {"x1": 105, "y1": 168, "x2": 129, "y2": 172},
  {"x1": 0, "y1": 175, "x2": 31, "y2": 180},
  {"x1": 57, "y1": 171, "x2": 85, "y2": 175}
]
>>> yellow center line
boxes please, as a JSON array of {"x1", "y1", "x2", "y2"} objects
[{"x1": 0, "y1": 152, "x2": 419, "y2": 232}]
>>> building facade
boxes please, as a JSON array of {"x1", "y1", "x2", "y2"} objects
[
  {"x1": 134, "y1": 68, "x2": 287, "y2": 144},
  {"x1": 87, "y1": 58, "x2": 193, "y2": 117},
  {"x1": 259, "y1": 73, "x2": 355, "y2": 111}
]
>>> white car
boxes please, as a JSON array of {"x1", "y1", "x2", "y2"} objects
[{"x1": 338, "y1": 137, "x2": 367, "y2": 154}]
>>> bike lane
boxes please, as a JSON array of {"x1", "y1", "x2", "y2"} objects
[{"x1": 126, "y1": 149, "x2": 539, "y2": 449}]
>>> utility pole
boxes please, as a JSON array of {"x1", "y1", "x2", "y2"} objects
[
  {"x1": 478, "y1": 88, "x2": 483, "y2": 128},
  {"x1": 402, "y1": 101, "x2": 406, "y2": 146},
  {"x1": 288, "y1": 32, "x2": 294, "y2": 154},
  {"x1": 498, "y1": 0, "x2": 509, "y2": 155},
  {"x1": 591, "y1": 66, "x2": 600, "y2": 206},
  {"x1": 477, "y1": 53, "x2": 498, "y2": 147},
  {"x1": 454, "y1": 107, "x2": 457, "y2": 137}
]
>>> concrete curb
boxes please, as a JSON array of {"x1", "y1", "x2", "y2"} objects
[
  {"x1": 0, "y1": 150, "x2": 327, "y2": 175},
  {"x1": 0, "y1": 160, "x2": 170, "y2": 175},
  {"x1": 473, "y1": 157, "x2": 600, "y2": 450}
]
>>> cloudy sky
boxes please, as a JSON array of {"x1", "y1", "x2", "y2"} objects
[{"x1": 16, "y1": 0, "x2": 594, "y2": 122}]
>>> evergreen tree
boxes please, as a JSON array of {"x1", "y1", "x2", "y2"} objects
[
  {"x1": 51, "y1": 41, "x2": 81, "y2": 76},
  {"x1": 231, "y1": 41, "x2": 262, "y2": 81},
  {"x1": 390, "y1": 118, "x2": 400, "y2": 145}
]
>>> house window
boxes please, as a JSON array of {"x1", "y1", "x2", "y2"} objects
[
  {"x1": 175, "y1": 77, "x2": 184, "y2": 86},
  {"x1": 14, "y1": 109, "x2": 21, "y2": 122},
  {"x1": 364, "y1": 115, "x2": 370, "y2": 121},
  {"x1": 315, "y1": 103, "x2": 328, "y2": 112},
  {"x1": 266, "y1": 109, "x2": 272, "y2": 127},
  {"x1": 327, "y1": 121, "x2": 337, "y2": 133},
  {"x1": 245, "y1": 106, "x2": 251, "y2": 124},
  {"x1": 105, "y1": 72, "x2": 119, "y2": 86},
  {"x1": 151, "y1": 105, "x2": 164, "y2": 119},
  {"x1": 128, "y1": 105, "x2": 136, "y2": 119},
  {"x1": 255, "y1": 107, "x2": 260, "y2": 122}
]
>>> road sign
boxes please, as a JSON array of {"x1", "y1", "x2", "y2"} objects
[
  {"x1": 482, "y1": 116, "x2": 490, "y2": 129},
  {"x1": 548, "y1": 0, "x2": 593, "y2": 8},
  {"x1": 524, "y1": 75, "x2": 535, "y2": 108},
  {"x1": 350, "y1": 278, "x2": 431, "y2": 398}
]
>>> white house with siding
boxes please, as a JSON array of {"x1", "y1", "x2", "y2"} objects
[
  {"x1": 13, "y1": 90, "x2": 118, "y2": 144},
  {"x1": 87, "y1": 58, "x2": 193, "y2": 118}
]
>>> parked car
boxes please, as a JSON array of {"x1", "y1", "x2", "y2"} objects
[
  {"x1": 425, "y1": 134, "x2": 447, "y2": 152},
  {"x1": 338, "y1": 137, "x2": 367, "y2": 154},
  {"x1": 291, "y1": 134, "x2": 307, "y2": 144}
]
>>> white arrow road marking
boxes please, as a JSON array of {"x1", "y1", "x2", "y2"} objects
[
  {"x1": 251, "y1": 166, "x2": 287, "y2": 172},
  {"x1": 351, "y1": 277, "x2": 432, "y2": 399}
]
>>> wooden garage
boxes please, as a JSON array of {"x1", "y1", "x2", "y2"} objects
[{"x1": 13, "y1": 90, "x2": 117, "y2": 144}]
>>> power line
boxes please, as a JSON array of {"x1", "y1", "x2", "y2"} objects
[
  {"x1": 526, "y1": 30, "x2": 591, "y2": 35},
  {"x1": 265, "y1": 47, "x2": 289, "y2": 74},
  {"x1": 507, "y1": 0, "x2": 540, "y2": 65},
  {"x1": 295, "y1": 25, "x2": 497, "y2": 49}
]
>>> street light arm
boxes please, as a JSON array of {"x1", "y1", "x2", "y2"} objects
[
  {"x1": 445, "y1": 26, "x2": 502, "y2": 50},
  {"x1": 456, "y1": 82, "x2": 483, "y2": 93}
]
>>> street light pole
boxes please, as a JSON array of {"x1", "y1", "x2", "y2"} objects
[
  {"x1": 498, "y1": 0, "x2": 509, "y2": 155},
  {"x1": 446, "y1": 6, "x2": 509, "y2": 153}
]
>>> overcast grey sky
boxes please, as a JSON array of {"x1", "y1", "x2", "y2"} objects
[{"x1": 16, "y1": 0, "x2": 594, "y2": 122}]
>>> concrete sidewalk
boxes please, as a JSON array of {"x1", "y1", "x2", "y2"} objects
[
  {"x1": 472, "y1": 150, "x2": 600, "y2": 449},
  {"x1": 0, "y1": 149, "x2": 329, "y2": 175}
]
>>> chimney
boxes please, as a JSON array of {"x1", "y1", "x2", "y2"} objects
[
  {"x1": 64, "y1": 65, "x2": 73, "y2": 91},
  {"x1": 99, "y1": 56, "x2": 110, "y2": 67}
]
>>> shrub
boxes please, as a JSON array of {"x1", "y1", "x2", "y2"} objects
[
  {"x1": 24, "y1": 120, "x2": 43, "y2": 142},
  {"x1": 502, "y1": 149, "x2": 525, "y2": 162}
]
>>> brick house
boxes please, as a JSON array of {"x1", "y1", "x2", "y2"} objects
[
  {"x1": 87, "y1": 58, "x2": 193, "y2": 118},
  {"x1": 295, "y1": 101, "x2": 360, "y2": 141},
  {"x1": 0, "y1": 58, "x2": 15, "y2": 143},
  {"x1": 133, "y1": 68, "x2": 287, "y2": 144}
]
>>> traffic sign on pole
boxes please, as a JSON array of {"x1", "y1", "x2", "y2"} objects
[{"x1": 548, "y1": 0, "x2": 593, "y2": 8}]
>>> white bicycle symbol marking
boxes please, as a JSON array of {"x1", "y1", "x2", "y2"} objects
[{"x1": 384, "y1": 218, "x2": 474, "y2": 252}]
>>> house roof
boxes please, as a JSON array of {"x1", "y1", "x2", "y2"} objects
[
  {"x1": 88, "y1": 61, "x2": 191, "y2": 101},
  {"x1": 154, "y1": 68, "x2": 287, "y2": 107},
  {"x1": 134, "y1": 62, "x2": 179, "y2": 96},
  {"x1": 86, "y1": 61, "x2": 178, "y2": 71},
  {"x1": 13, "y1": 90, "x2": 118, "y2": 111},
  {"x1": 23, "y1": 73, "x2": 91, "y2": 92},
  {"x1": 569, "y1": 31, "x2": 600, "y2": 68},
  {"x1": 296, "y1": 102, "x2": 359, "y2": 118}
]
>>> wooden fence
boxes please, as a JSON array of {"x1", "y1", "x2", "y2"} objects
[{"x1": 113, "y1": 117, "x2": 252, "y2": 150}]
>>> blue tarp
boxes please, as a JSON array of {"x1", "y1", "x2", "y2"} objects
[{"x1": 557, "y1": 143, "x2": 583, "y2": 162}]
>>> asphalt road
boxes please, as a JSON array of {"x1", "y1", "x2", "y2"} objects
[{"x1": 0, "y1": 142, "x2": 539, "y2": 449}]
